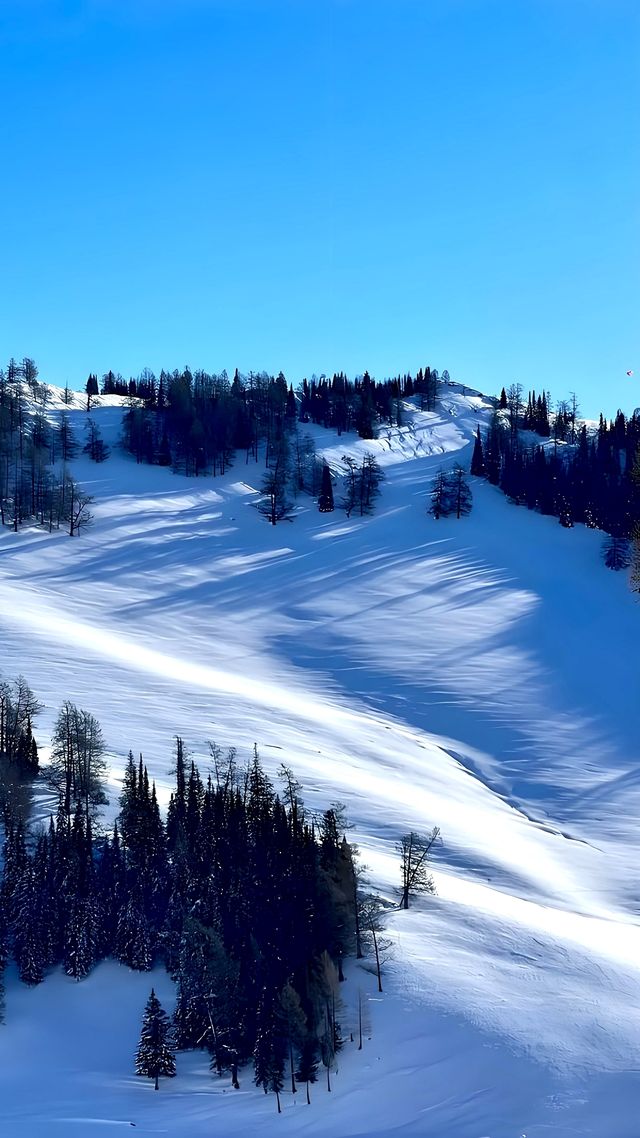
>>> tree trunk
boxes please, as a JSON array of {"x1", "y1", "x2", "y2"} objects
[{"x1": 372, "y1": 927, "x2": 383, "y2": 992}]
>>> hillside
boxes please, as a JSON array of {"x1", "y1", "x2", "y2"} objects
[{"x1": 0, "y1": 387, "x2": 639, "y2": 1137}]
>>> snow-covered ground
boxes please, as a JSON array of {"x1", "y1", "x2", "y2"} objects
[{"x1": 1, "y1": 388, "x2": 639, "y2": 1137}]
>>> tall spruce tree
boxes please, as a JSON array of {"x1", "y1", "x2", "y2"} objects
[
  {"x1": 135, "y1": 988, "x2": 176, "y2": 1089},
  {"x1": 253, "y1": 987, "x2": 287, "y2": 1112},
  {"x1": 296, "y1": 1034, "x2": 319, "y2": 1104}
]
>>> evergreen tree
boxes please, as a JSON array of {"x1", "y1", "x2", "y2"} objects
[
  {"x1": 48, "y1": 702, "x2": 107, "y2": 820},
  {"x1": 95, "y1": 823, "x2": 125, "y2": 957},
  {"x1": 115, "y1": 882, "x2": 152, "y2": 970},
  {"x1": 318, "y1": 463, "x2": 334, "y2": 512},
  {"x1": 62, "y1": 804, "x2": 98, "y2": 979},
  {"x1": 135, "y1": 988, "x2": 176, "y2": 1089},
  {"x1": 603, "y1": 535, "x2": 632, "y2": 570},
  {"x1": 429, "y1": 471, "x2": 450, "y2": 520},
  {"x1": 470, "y1": 426, "x2": 485, "y2": 476},
  {"x1": 13, "y1": 861, "x2": 46, "y2": 985},
  {"x1": 279, "y1": 982, "x2": 307, "y2": 1095},
  {"x1": 253, "y1": 987, "x2": 287, "y2": 1111},
  {"x1": 85, "y1": 373, "x2": 99, "y2": 411},
  {"x1": 449, "y1": 464, "x2": 473, "y2": 518},
  {"x1": 83, "y1": 418, "x2": 110, "y2": 462},
  {"x1": 296, "y1": 1034, "x2": 319, "y2": 1104},
  {"x1": 257, "y1": 442, "x2": 294, "y2": 526}
]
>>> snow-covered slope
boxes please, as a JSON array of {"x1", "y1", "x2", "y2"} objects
[{"x1": 1, "y1": 388, "x2": 639, "y2": 1137}]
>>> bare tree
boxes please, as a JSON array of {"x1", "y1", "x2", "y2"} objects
[
  {"x1": 399, "y1": 828, "x2": 440, "y2": 909},
  {"x1": 358, "y1": 894, "x2": 393, "y2": 992},
  {"x1": 65, "y1": 475, "x2": 94, "y2": 536}
]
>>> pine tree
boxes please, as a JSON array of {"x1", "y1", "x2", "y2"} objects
[
  {"x1": 450, "y1": 464, "x2": 473, "y2": 518},
  {"x1": 603, "y1": 535, "x2": 632, "y2": 570},
  {"x1": 48, "y1": 702, "x2": 107, "y2": 820},
  {"x1": 14, "y1": 862, "x2": 46, "y2": 985},
  {"x1": 85, "y1": 374, "x2": 99, "y2": 411},
  {"x1": 318, "y1": 463, "x2": 334, "y2": 512},
  {"x1": 279, "y1": 983, "x2": 307, "y2": 1095},
  {"x1": 257, "y1": 442, "x2": 294, "y2": 526},
  {"x1": 62, "y1": 804, "x2": 98, "y2": 979},
  {"x1": 470, "y1": 426, "x2": 485, "y2": 476},
  {"x1": 296, "y1": 1034, "x2": 319, "y2": 1104},
  {"x1": 253, "y1": 987, "x2": 287, "y2": 1111},
  {"x1": 135, "y1": 988, "x2": 176, "y2": 1089},
  {"x1": 429, "y1": 471, "x2": 450, "y2": 520},
  {"x1": 115, "y1": 883, "x2": 152, "y2": 970}
]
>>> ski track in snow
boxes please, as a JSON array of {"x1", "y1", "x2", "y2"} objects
[{"x1": 1, "y1": 386, "x2": 640, "y2": 1136}]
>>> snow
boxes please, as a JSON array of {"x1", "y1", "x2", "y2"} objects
[{"x1": 1, "y1": 388, "x2": 639, "y2": 1136}]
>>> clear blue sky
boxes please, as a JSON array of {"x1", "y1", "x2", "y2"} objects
[{"x1": 1, "y1": 0, "x2": 638, "y2": 417}]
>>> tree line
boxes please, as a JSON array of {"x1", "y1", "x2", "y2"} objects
[
  {"x1": 117, "y1": 363, "x2": 447, "y2": 527},
  {"x1": 2, "y1": 355, "x2": 456, "y2": 535},
  {"x1": 114, "y1": 363, "x2": 446, "y2": 471},
  {"x1": 472, "y1": 386, "x2": 640, "y2": 575},
  {"x1": 0, "y1": 358, "x2": 99, "y2": 535},
  {"x1": 0, "y1": 735, "x2": 359, "y2": 1104},
  {"x1": 0, "y1": 670, "x2": 441, "y2": 1107}
]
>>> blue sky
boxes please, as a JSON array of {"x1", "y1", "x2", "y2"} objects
[{"x1": 1, "y1": 0, "x2": 638, "y2": 417}]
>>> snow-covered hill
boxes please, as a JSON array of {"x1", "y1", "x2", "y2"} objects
[{"x1": 1, "y1": 387, "x2": 639, "y2": 1137}]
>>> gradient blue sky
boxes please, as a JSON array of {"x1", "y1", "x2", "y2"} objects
[{"x1": 1, "y1": 0, "x2": 638, "y2": 416}]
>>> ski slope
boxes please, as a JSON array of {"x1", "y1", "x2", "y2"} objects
[{"x1": 0, "y1": 386, "x2": 639, "y2": 1137}]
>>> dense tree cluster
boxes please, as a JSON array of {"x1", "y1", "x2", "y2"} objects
[
  {"x1": 2, "y1": 355, "x2": 454, "y2": 533},
  {"x1": 0, "y1": 673, "x2": 40, "y2": 777},
  {"x1": 341, "y1": 454, "x2": 385, "y2": 518},
  {"x1": 0, "y1": 358, "x2": 94, "y2": 535},
  {"x1": 429, "y1": 465, "x2": 472, "y2": 520},
  {"x1": 475, "y1": 403, "x2": 640, "y2": 540},
  {"x1": 0, "y1": 724, "x2": 359, "y2": 1103},
  {"x1": 298, "y1": 367, "x2": 441, "y2": 437},
  {"x1": 118, "y1": 363, "x2": 448, "y2": 476}
]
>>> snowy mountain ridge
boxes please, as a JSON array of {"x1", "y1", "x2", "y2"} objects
[{"x1": 0, "y1": 383, "x2": 639, "y2": 1137}]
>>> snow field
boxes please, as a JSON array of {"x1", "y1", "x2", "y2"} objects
[{"x1": 0, "y1": 388, "x2": 639, "y2": 1135}]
